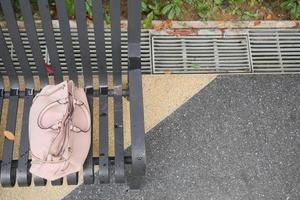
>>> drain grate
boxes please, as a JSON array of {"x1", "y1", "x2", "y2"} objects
[
  {"x1": 0, "y1": 28, "x2": 151, "y2": 75},
  {"x1": 152, "y1": 29, "x2": 300, "y2": 74},
  {"x1": 152, "y1": 35, "x2": 251, "y2": 74},
  {"x1": 249, "y1": 29, "x2": 300, "y2": 73},
  {"x1": 1, "y1": 28, "x2": 300, "y2": 75}
]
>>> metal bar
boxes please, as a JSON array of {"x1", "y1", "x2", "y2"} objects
[
  {"x1": 0, "y1": 19, "x2": 19, "y2": 187},
  {"x1": 127, "y1": 0, "x2": 146, "y2": 189},
  {"x1": 0, "y1": 0, "x2": 33, "y2": 89},
  {"x1": 0, "y1": 89, "x2": 129, "y2": 99},
  {"x1": 66, "y1": 172, "x2": 78, "y2": 185},
  {"x1": 0, "y1": 90, "x2": 18, "y2": 187},
  {"x1": 0, "y1": 94, "x2": 3, "y2": 183},
  {"x1": 51, "y1": 178, "x2": 63, "y2": 186},
  {"x1": 0, "y1": 28, "x2": 18, "y2": 89},
  {"x1": 1, "y1": 156, "x2": 132, "y2": 170},
  {"x1": 127, "y1": 70, "x2": 145, "y2": 189},
  {"x1": 75, "y1": 0, "x2": 94, "y2": 184},
  {"x1": 83, "y1": 89, "x2": 94, "y2": 184},
  {"x1": 18, "y1": 0, "x2": 48, "y2": 87},
  {"x1": 37, "y1": 0, "x2": 63, "y2": 84},
  {"x1": 92, "y1": 0, "x2": 107, "y2": 83},
  {"x1": 54, "y1": 0, "x2": 78, "y2": 85},
  {"x1": 74, "y1": 0, "x2": 92, "y2": 87},
  {"x1": 98, "y1": 95, "x2": 109, "y2": 183},
  {"x1": 33, "y1": 176, "x2": 47, "y2": 186},
  {"x1": 25, "y1": 90, "x2": 46, "y2": 186},
  {"x1": 17, "y1": 89, "x2": 33, "y2": 186},
  {"x1": 110, "y1": 0, "x2": 125, "y2": 183},
  {"x1": 92, "y1": 0, "x2": 109, "y2": 184}
]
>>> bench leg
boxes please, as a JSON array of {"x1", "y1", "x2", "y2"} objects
[
  {"x1": 127, "y1": 0, "x2": 146, "y2": 190},
  {"x1": 128, "y1": 69, "x2": 146, "y2": 190}
]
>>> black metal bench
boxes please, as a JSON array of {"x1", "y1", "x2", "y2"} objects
[{"x1": 0, "y1": 0, "x2": 145, "y2": 189}]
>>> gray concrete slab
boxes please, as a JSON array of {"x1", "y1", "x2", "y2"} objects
[{"x1": 64, "y1": 74, "x2": 300, "y2": 200}]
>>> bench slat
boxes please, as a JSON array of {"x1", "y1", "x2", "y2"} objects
[
  {"x1": 55, "y1": 0, "x2": 78, "y2": 85},
  {"x1": 66, "y1": 172, "x2": 78, "y2": 185},
  {"x1": 74, "y1": 0, "x2": 93, "y2": 87},
  {"x1": 128, "y1": 0, "x2": 146, "y2": 189},
  {"x1": 83, "y1": 92, "x2": 94, "y2": 184},
  {"x1": 74, "y1": 0, "x2": 94, "y2": 184},
  {"x1": 19, "y1": 0, "x2": 48, "y2": 88},
  {"x1": 92, "y1": 0, "x2": 109, "y2": 183},
  {"x1": 0, "y1": 27, "x2": 19, "y2": 187},
  {"x1": 0, "y1": 26, "x2": 18, "y2": 89},
  {"x1": 0, "y1": 0, "x2": 34, "y2": 89},
  {"x1": 99, "y1": 95, "x2": 109, "y2": 183},
  {"x1": 33, "y1": 176, "x2": 47, "y2": 186},
  {"x1": 110, "y1": 0, "x2": 125, "y2": 183},
  {"x1": 17, "y1": 94, "x2": 33, "y2": 186},
  {"x1": 0, "y1": 94, "x2": 18, "y2": 187},
  {"x1": 0, "y1": 96, "x2": 3, "y2": 184},
  {"x1": 127, "y1": 69, "x2": 145, "y2": 188},
  {"x1": 37, "y1": 0, "x2": 63, "y2": 84},
  {"x1": 51, "y1": 177, "x2": 63, "y2": 186}
]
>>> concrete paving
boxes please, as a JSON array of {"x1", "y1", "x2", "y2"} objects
[{"x1": 64, "y1": 74, "x2": 300, "y2": 200}]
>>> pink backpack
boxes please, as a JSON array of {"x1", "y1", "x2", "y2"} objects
[{"x1": 29, "y1": 80, "x2": 91, "y2": 180}]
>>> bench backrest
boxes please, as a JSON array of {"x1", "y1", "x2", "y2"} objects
[{"x1": 0, "y1": 0, "x2": 141, "y2": 90}]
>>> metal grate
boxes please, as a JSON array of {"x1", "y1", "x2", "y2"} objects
[
  {"x1": 152, "y1": 35, "x2": 251, "y2": 74},
  {"x1": 249, "y1": 29, "x2": 300, "y2": 73},
  {"x1": 151, "y1": 29, "x2": 300, "y2": 74},
  {"x1": 0, "y1": 28, "x2": 151, "y2": 75},
  {"x1": 2, "y1": 28, "x2": 300, "y2": 75}
]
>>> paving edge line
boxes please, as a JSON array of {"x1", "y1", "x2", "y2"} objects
[
  {"x1": 1, "y1": 20, "x2": 300, "y2": 30},
  {"x1": 151, "y1": 20, "x2": 300, "y2": 29}
]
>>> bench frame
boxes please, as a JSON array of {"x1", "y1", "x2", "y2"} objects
[{"x1": 0, "y1": 0, "x2": 146, "y2": 189}]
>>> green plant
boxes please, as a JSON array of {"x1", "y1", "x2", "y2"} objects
[
  {"x1": 65, "y1": 0, "x2": 75, "y2": 18},
  {"x1": 142, "y1": 0, "x2": 163, "y2": 28},
  {"x1": 85, "y1": 0, "x2": 92, "y2": 18},
  {"x1": 9, "y1": 0, "x2": 40, "y2": 19},
  {"x1": 64, "y1": 0, "x2": 94, "y2": 19},
  {"x1": 230, "y1": 6, "x2": 242, "y2": 15},
  {"x1": 11, "y1": 0, "x2": 22, "y2": 19},
  {"x1": 186, "y1": 0, "x2": 221, "y2": 19},
  {"x1": 249, "y1": 0, "x2": 260, "y2": 7},
  {"x1": 281, "y1": 0, "x2": 300, "y2": 19},
  {"x1": 195, "y1": 2, "x2": 212, "y2": 19},
  {"x1": 230, "y1": 0, "x2": 261, "y2": 7},
  {"x1": 184, "y1": 0, "x2": 193, "y2": 4},
  {"x1": 161, "y1": 0, "x2": 182, "y2": 19},
  {"x1": 103, "y1": 6, "x2": 110, "y2": 25},
  {"x1": 229, "y1": 0, "x2": 246, "y2": 4},
  {"x1": 241, "y1": 10, "x2": 260, "y2": 20},
  {"x1": 214, "y1": 0, "x2": 223, "y2": 6},
  {"x1": 228, "y1": 0, "x2": 262, "y2": 19}
]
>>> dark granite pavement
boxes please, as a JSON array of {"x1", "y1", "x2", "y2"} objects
[{"x1": 64, "y1": 75, "x2": 300, "y2": 200}]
